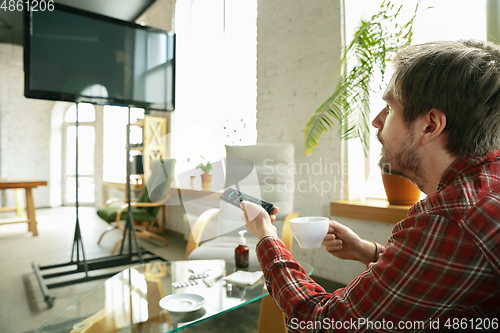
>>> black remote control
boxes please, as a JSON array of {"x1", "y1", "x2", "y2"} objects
[{"x1": 220, "y1": 187, "x2": 275, "y2": 215}]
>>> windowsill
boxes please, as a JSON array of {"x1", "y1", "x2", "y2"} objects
[{"x1": 330, "y1": 198, "x2": 411, "y2": 224}]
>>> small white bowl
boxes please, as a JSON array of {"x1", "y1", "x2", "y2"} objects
[{"x1": 159, "y1": 293, "x2": 205, "y2": 312}]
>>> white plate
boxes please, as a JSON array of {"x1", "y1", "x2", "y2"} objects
[{"x1": 159, "y1": 293, "x2": 205, "y2": 313}]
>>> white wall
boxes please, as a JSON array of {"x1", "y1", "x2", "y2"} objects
[{"x1": 0, "y1": 43, "x2": 53, "y2": 208}]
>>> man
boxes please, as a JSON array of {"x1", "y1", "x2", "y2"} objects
[{"x1": 240, "y1": 40, "x2": 500, "y2": 331}]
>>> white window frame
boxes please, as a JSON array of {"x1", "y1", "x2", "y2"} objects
[{"x1": 62, "y1": 103, "x2": 96, "y2": 205}]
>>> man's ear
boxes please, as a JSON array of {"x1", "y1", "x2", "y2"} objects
[{"x1": 421, "y1": 108, "x2": 447, "y2": 146}]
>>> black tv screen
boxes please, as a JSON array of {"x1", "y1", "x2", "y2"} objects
[{"x1": 24, "y1": 4, "x2": 175, "y2": 111}]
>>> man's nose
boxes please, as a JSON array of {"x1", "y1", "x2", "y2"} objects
[{"x1": 372, "y1": 110, "x2": 384, "y2": 129}]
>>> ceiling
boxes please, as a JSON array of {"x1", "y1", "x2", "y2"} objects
[{"x1": 0, "y1": 0, "x2": 157, "y2": 45}]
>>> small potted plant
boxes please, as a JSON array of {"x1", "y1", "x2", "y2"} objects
[{"x1": 196, "y1": 156, "x2": 213, "y2": 191}]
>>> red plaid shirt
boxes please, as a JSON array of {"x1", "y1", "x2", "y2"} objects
[{"x1": 256, "y1": 151, "x2": 500, "y2": 332}]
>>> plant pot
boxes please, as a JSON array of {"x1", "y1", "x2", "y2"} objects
[
  {"x1": 200, "y1": 173, "x2": 212, "y2": 191},
  {"x1": 381, "y1": 172, "x2": 421, "y2": 206}
]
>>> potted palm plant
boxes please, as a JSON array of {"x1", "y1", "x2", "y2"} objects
[{"x1": 303, "y1": 0, "x2": 423, "y2": 205}]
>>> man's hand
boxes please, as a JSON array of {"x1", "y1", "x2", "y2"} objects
[
  {"x1": 239, "y1": 201, "x2": 279, "y2": 240},
  {"x1": 322, "y1": 220, "x2": 377, "y2": 265}
]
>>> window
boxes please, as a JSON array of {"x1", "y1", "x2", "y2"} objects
[
  {"x1": 172, "y1": 0, "x2": 258, "y2": 181},
  {"x1": 345, "y1": 0, "x2": 487, "y2": 199},
  {"x1": 63, "y1": 103, "x2": 96, "y2": 204}
]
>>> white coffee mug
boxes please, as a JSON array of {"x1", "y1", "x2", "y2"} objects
[{"x1": 289, "y1": 217, "x2": 329, "y2": 249}]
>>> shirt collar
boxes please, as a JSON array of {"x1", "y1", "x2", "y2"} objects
[{"x1": 437, "y1": 149, "x2": 500, "y2": 191}]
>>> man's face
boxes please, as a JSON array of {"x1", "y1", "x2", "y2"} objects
[{"x1": 371, "y1": 81, "x2": 424, "y2": 184}]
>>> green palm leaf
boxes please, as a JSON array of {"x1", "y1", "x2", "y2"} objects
[{"x1": 304, "y1": 0, "x2": 421, "y2": 156}]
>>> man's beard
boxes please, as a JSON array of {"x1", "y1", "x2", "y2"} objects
[{"x1": 378, "y1": 132, "x2": 425, "y2": 187}]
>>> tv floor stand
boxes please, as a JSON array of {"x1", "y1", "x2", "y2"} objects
[{"x1": 32, "y1": 104, "x2": 165, "y2": 309}]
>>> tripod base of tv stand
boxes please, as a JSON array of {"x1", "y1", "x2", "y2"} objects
[{"x1": 32, "y1": 250, "x2": 165, "y2": 309}]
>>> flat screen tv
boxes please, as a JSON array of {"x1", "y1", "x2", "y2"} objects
[{"x1": 24, "y1": 4, "x2": 175, "y2": 111}]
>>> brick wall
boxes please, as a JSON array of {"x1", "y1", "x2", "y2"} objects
[
  {"x1": 0, "y1": 43, "x2": 53, "y2": 208},
  {"x1": 257, "y1": 0, "x2": 344, "y2": 279},
  {"x1": 257, "y1": 0, "x2": 344, "y2": 215}
]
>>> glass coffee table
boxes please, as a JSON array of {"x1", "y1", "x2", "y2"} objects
[{"x1": 35, "y1": 259, "x2": 313, "y2": 332}]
